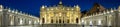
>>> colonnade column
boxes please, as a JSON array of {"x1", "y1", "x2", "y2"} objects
[
  {"x1": 1, "y1": 10, "x2": 9, "y2": 27},
  {"x1": 54, "y1": 19, "x2": 56, "y2": 24},
  {"x1": 44, "y1": 18, "x2": 47, "y2": 24},
  {"x1": 61, "y1": 18, "x2": 63, "y2": 23}
]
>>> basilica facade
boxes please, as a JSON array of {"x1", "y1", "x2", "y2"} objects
[{"x1": 40, "y1": 2, "x2": 81, "y2": 24}]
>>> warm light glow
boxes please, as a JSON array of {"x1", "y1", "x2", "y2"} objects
[
  {"x1": 0, "y1": 5, "x2": 3, "y2": 11},
  {"x1": 118, "y1": 6, "x2": 120, "y2": 12},
  {"x1": 90, "y1": 21, "x2": 92, "y2": 25},
  {"x1": 10, "y1": 21, "x2": 14, "y2": 25},
  {"x1": 8, "y1": 9, "x2": 11, "y2": 12},
  {"x1": 82, "y1": 20, "x2": 84, "y2": 23},
  {"x1": 111, "y1": 10, "x2": 113, "y2": 12},
  {"x1": 42, "y1": 5, "x2": 45, "y2": 9},
  {"x1": 15, "y1": 11, "x2": 18, "y2": 14},
  {"x1": 47, "y1": 9, "x2": 49, "y2": 10},
  {"x1": 98, "y1": 20, "x2": 101, "y2": 25},
  {"x1": 71, "y1": 9, "x2": 74, "y2": 10},
  {"x1": 40, "y1": 2, "x2": 81, "y2": 24},
  {"x1": 40, "y1": 20, "x2": 42, "y2": 24},
  {"x1": 0, "y1": 5, "x2": 3, "y2": 9},
  {"x1": 76, "y1": 5, "x2": 79, "y2": 8},
  {"x1": 103, "y1": 11, "x2": 106, "y2": 14},
  {"x1": 59, "y1": 13, "x2": 62, "y2": 16},
  {"x1": 51, "y1": 9, "x2": 53, "y2": 10},
  {"x1": 59, "y1": 1, "x2": 62, "y2": 4},
  {"x1": 108, "y1": 21, "x2": 111, "y2": 26},
  {"x1": 12, "y1": 10, "x2": 15, "y2": 13},
  {"x1": 20, "y1": 19, "x2": 23, "y2": 24},
  {"x1": 107, "y1": 11, "x2": 110, "y2": 13},
  {"x1": 67, "y1": 9, "x2": 69, "y2": 10},
  {"x1": 29, "y1": 21, "x2": 32, "y2": 24},
  {"x1": 34, "y1": 21, "x2": 37, "y2": 24}
]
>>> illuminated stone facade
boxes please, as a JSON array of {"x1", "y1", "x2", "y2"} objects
[
  {"x1": 81, "y1": 5, "x2": 120, "y2": 27},
  {"x1": 40, "y1": 2, "x2": 81, "y2": 24},
  {"x1": 0, "y1": 5, "x2": 39, "y2": 26}
]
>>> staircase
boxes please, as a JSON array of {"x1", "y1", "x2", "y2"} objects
[{"x1": 40, "y1": 24, "x2": 81, "y2": 27}]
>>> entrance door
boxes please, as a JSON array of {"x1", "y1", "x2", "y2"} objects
[
  {"x1": 59, "y1": 19, "x2": 61, "y2": 23},
  {"x1": 76, "y1": 18, "x2": 78, "y2": 23},
  {"x1": 42, "y1": 18, "x2": 44, "y2": 24}
]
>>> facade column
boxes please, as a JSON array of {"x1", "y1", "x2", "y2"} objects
[
  {"x1": 14, "y1": 16, "x2": 17, "y2": 25},
  {"x1": 45, "y1": 18, "x2": 46, "y2": 24},
  {"x1": 54, "y1": 18, "x2": 56, "y2": 24},
  {"x1": 73, "y1": 18, "x2": 76, "y2": 24},
  {"x1": 58, "y1": 18, "x2": 59, "y2": 24},
  {"x1": 78, "y1": 18, "x2": 80, "y2": 24},
  {"x1": 0, "y1": 13, "x2": 2, "y2": 26},
  {"x1": 113, "y1": 11, "x2": 119, "y2": 27},
  {"x1": 31, "y1": 19, "x2": 34, "y2": 25},
  {"x1": 1, "y1": 10, "x2": 9, "y2": 27},
  {"x1": 70, "y1": 17, "x2": 72, "y2": 24},
  {"x1": 10, "y1": 15, "x2": 14, "y2": 25},
  {"x1": 48, "y1": 18, "x2": 51, "y2": 24},
  {"x1": 65, "y1": 19, "x2": 67, "y2": 24},
  {"x1": 61, "y1": 18, "x2": 63, "y2": 23}
]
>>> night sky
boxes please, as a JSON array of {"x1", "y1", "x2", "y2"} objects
[{"x1": 0, "y1": 0, "x2": 120, "y2": 17}]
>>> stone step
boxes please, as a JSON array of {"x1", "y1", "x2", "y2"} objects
[{"x1": 41, "y1": 24, "x2": 81, "y2": 27}]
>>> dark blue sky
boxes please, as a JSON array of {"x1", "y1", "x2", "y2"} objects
[{"x1": 0, "y1": 0, "x2": 120, "y2": 17}]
